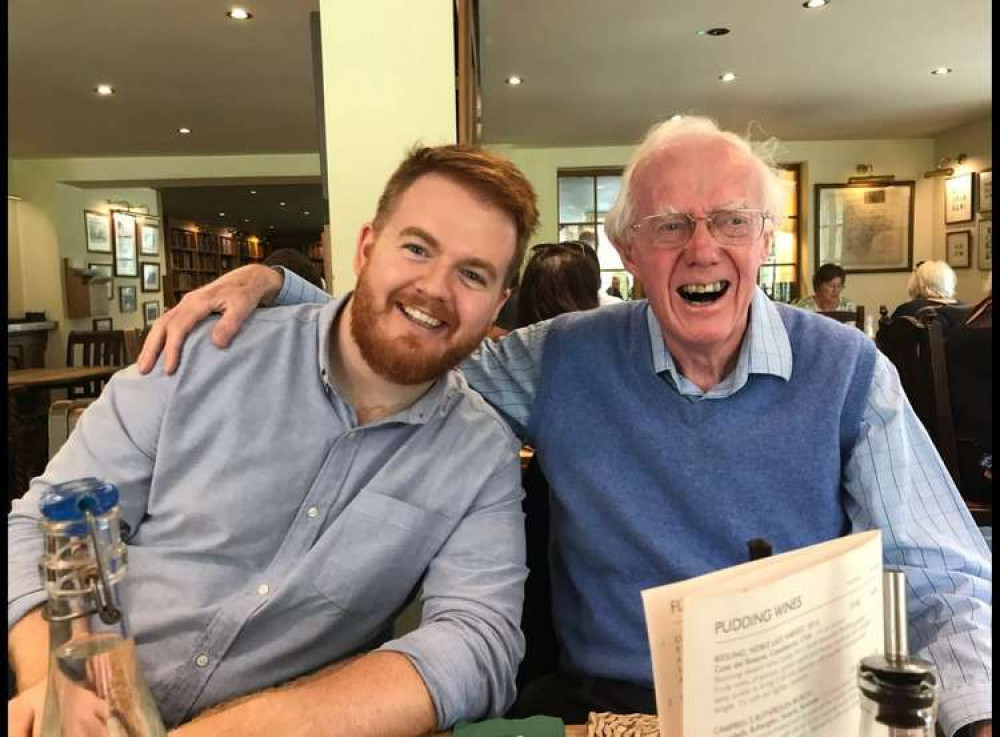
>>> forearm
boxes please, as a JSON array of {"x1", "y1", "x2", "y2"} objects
[
  {"x1": 8, "y1": 606, "x2": 49, "y2": 692},
  {"x1": 173, "y1": 651, "x2": 436, "y2": 737}
]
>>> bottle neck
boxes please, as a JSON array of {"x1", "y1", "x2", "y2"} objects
[{"x1": 41, "y1": 506, "x2": 130, "y2": 638}]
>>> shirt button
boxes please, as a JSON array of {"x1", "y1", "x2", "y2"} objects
[
  {"x1": 195, "y1": 653, "x2": 210, "y2": 668},
  {"x1": 307, "y1": 506, "x2": 319, "y2": 519},
  {"x1": 257, "y1": 583, "x2": 270, "y2": 596}
]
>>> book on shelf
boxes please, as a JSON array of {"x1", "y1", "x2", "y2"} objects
[{"x1": 642, "y1": 530, "x2": 883, "y2": 737}]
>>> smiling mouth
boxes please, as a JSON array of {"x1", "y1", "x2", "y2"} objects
[
  {"x1": 397, "y1": 303, "x2": 446, "y2": 330},
  {"x1": 677, "y1": 280, "x2": 730, "y2": 305}
]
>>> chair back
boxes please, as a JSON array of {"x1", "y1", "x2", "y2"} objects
[
  {"x1": 875, "y1": 314, "x2": 960, "y2": 483},
  {"x1": 66, "y1": 330, "x2": 125, "y2": 397},
  {"x1": 48, "y1": 399, "x2": 95, "y2": 460},
  {"x1": 819, "y1": 305, "x2": 865, "y2": 330},
  {"x1": 123, "y1": 327, "x2": 150, "y2": 364}
]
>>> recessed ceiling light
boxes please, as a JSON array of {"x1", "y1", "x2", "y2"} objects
[
  {"x1": 802, "y1": 0, "x2": 830, "y2": 8},
  {"x1": 719, "y1": 72, "x2": 737, "y2": 83},
  {"x1": 931, "y1": 67, "x2": 954, "y2": 76},
  {"x1": 505, "y1": 75, "x2": 523, "y2": 86},
  {"x1": 249, "y1": 190, "x2": 257, "y2": 195},
  {"x1": 279, "y1": 201, "x2": 287, "y2": 206},
  {"x1": 698, "y1": 27, "x2": 730, "y2": 36},
  {"x1": 178, "y1": 127, "x2": 192, "y2": 135},
  {"x1": 227, "y1": 7, "x2": 253, "y2": 20},
  {"x1": 95, "y1": 84, "x2": 115, "y2": 96},
  {"x1": 244, "y1": 218, "x2": 251, "y2": 223},
  {"x1": 269, "y1": 225, "x2": 275, "y2": 229},
  {"x1": 303, "y1": 211, "x2": 311, "y2": 216}
]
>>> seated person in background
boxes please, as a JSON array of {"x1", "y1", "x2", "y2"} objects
[
  {"x1": 517, "y1": 241, "x2": 601, "y2": 327},
  {"x1": 136, "y1": 116, "x2": 992, "y2": 736},
  {"x1": 945, "y1": 289, "x2": 992, "y2": 515},
  {"x1": 263, "y1": 247, "x2": 326, "y2": 290},
  {"x1": 606, "y1": 275, "x2": 624, "y2": 300},
  {"x1": 891, "y1": 259, "x2": 963, "y2": 319},
  {"x1": 794, "y1": 262, "x2": 855, "y2": 312},
  {"x1": 8, "y1": 145, "x2": 538, "y2": 737},
  {"x1": 513, "y1": 238, "x2": 605, "y2": 689}
]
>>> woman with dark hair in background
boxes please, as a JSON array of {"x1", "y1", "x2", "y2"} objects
[
  {"x1": 264, "y1": 248, "x2": 325, "y2": 290},
  {"x1": 516, "y1": 240, "x2": 601, "y2": 327},
  {"x1": 795, "y1": 262, "x2": 855, "y2": 312}
]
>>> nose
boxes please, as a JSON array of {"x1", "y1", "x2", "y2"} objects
[
  {"x1": 684, "y1": 218, "x2": 722, "y2": 263},
  {"x1": 415, "y1": 260, "x2": 451, "y2": 299}
]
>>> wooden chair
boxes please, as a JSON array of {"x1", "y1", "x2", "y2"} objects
[
  {"x1": 819, "y1": 305, "x2": 865, "y2": 330},
  {"x1": 48, "y1": 399, "x2": 96, "y2": 460},
  {"x1": 123, "y1": 327, "x2": 151, "y2": 364},
  {"x1": 66, "y1": 330, "x2": 125, "y2": 397},
  {"x1": 875, "y1": 314, "x2": 989, "y2": 524}
]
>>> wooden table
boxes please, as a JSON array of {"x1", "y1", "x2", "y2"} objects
[{"x1": 7, "y1": 365, "x2": 123, "y2": 389}]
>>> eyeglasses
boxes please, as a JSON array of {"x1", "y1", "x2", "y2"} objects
[{"x1": 630, "y1": 209, "x2": 771, "y2": 249}]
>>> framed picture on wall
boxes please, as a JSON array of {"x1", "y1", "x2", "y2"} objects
[
  {"x1": 978, "y1": 217, "x2": 992, "y2": 271},
  {"x1": 945, "y1": 230, "x2": 971, "y2": 269},
  {"x1": 119, "y1": 285, "x2": 137, "y2": 313},
  {"x1": 141, "y1": 262, "x2": 161, "y2": 292},
  {"x1": 84, "y1": 210, "x2": 112, "y2": 253},
  {"x1": 139, "y1": 219, "x2": 160, "y2": 256},
  {"x1": 978, "y1": 169, "x2": 992, "y2": 213},
  {"x1": 88, "y1": 262, "x2": 114, "y2": 299},
  {"x1": 92, "y1": 317, "x2": 113, "y2": 331},
  {"x1": 945, "y1": 173, "x2": 974, "y2": 224},
  {"x1": 112, "y1": 211, "x2": 138, "y2": 277},
  {"x1": 143, "y1": 300, "x2": 161, "y2": 327},
  {"x1": 815, "y1": 182, "x2": 914, "y2": 273}
]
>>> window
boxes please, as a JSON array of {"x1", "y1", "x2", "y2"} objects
[
  {"x1": 757, "y1": 164, "x2": 802, "y2": 303},
  {"x1": 556, "y1": 168, "x2": 631, "y2": 298}
]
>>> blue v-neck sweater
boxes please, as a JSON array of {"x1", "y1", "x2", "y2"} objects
[{"x1": 528, "y1": 301, "x2": 877, "y2": 685}]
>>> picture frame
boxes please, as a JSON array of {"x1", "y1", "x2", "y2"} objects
[
  {"x1": 141, "y1": 261, "x2": 161, "y2": 292},
  {"x1": 143, "y1": 300, "x2": 161, "y2": 327},
  {"x1": 112, "y1": 211, "x2": 138, "y2": 277},
  {"x1": 945, "y1": 230, "x2": 971, "y2": 269},
  {"x1": 978, "y1": 217, "x2": 992, "y2": 271},
  {"x1": 814, "y1": 181, "x2": 915, "y2": 273},
  {"x1": 119, "y1": 285, "x2": 137, "y2": 313},
  {"x1": 978, "y1": 169, "x2": 992, "y2": 213},
  {"x1": 84, "y1": 210, "x2": 112, "y2": 253},
  {"x1": 945, "y1": 173, "x2": 974, "y2": 224},
  {"x1": 139, "y1": 219, "x2": 161, "y2": 256},
  {"x1": 92, "y1": 317, "x2": 113, "y2": 331},
  {"x1": 88, "y1": 262, "x2": 115, "y2": 300}
]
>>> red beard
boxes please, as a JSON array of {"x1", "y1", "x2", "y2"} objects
[{"x1": 350, "y1": 272, "x2": 488, "y2": 385}]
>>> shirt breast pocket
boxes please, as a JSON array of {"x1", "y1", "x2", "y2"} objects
[{"x1": 309, "y1": 491, "x2": 452, "y2": 615}]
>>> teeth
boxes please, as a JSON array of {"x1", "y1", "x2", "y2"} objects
[
  {"x1": 681, "y1": 281, "x2": 726, "y2": 294},
  {"x1": 400, "y1": 304, "x2": 443, "y2": 328}
]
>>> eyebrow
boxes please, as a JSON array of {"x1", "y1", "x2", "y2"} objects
[{"x1": 398, "y1": 226, "x2": 500, "y2": 282}]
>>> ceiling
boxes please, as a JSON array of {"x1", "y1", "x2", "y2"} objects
[
  {"x1": 159, "y1": 184, "x2": 327, "y2": 240},
  {"x1": 8, "y1": 1, "x2": 992, "y2": 156}
]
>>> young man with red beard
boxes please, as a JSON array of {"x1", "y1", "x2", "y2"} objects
[{"x1": 7, "y1": 145, "x2": 539, "y2": 737}]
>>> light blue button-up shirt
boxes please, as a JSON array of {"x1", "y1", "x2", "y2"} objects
[
  {"x1": 268, "y1": 274, "x2": 991, "y2": 736},
  {"x1": 8, "y1": 298, "x2": 527, "y2": 729}
]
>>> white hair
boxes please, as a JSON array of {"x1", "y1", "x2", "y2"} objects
[
  {"x1": 604, "y1": 116, "x2": 786, "y2": 245},
  {"x1": 907, "y1": 260, "x2": 957, "y2": 300}
]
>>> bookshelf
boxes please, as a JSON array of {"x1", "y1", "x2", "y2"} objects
[{"x1": 165, "y1": 223, "x2": 266, "y2": 306}]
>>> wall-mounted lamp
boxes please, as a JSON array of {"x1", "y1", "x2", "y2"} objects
[
  {"x1": 107, "y1": 199, "x2": 150, "y2": 215},
  {"x1": 848, "y1": 163, "x2": 896, "y2": 186},
  {"x1": 923, "y1": 154, "x2": 968, "y2": 179}
]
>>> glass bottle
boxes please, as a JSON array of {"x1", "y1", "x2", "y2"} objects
[
  {"x1": 857, "y1": 569, "x2": 938, "y2": 736},
  {"x1": 38, "y1": 478, "x2": 166, "y2": 737}
]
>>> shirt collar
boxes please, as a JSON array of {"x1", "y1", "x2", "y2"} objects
[
  {"x1": 316, "y1": 296, "x2": 453, "y2": 426},
  {"x1": 646, "y1": 287, "x2": 792, "y2": 397}
]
